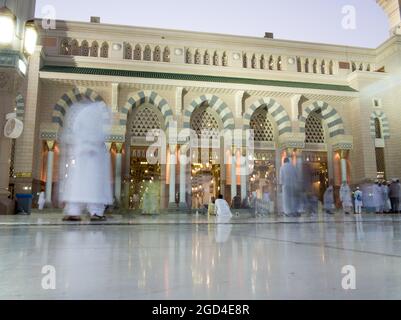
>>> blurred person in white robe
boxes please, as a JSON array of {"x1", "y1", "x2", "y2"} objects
[
  {"x1": 373, "y1": 181, "x2": 384, "y2": 214},
  {"x1": 215, "y1": 194, "x2": 233, "y2": 222},
  {"x1": 382, "y1": 182, "x2": 391, "y2": 213},
  {"x1": 279, "y1": 158, "x2": 299, "y2": 217},
  {"x1": 340, "y1": 182, "x2": 353, "y2": 215},
  {"x1": 323, "y1": 185, "x2": 335, "y2": 214},
  {"x1": 59, "y1": 101, "x2": 113, "y2": 222},
  {"x1": 38, "y1": 189, "x2": 46, "y2": 211}
]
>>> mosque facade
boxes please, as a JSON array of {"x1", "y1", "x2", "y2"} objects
[{"x1": 2, "y1": 1, "x2": 401, "y2": 211}]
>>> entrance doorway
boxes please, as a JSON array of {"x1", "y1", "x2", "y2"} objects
[
  {"x1": 249, "y1": 151, "x2": 277, "y2": 210},
  {"x1": 129, "y1": 147, "x2": 161, "y2": 210},
  {"x1": 303, "y1": 152, "x2": 328, "y2": 201}
]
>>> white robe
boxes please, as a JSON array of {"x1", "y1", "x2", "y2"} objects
[
  {"x1": 215, "y1": 199, "x2": 233, "y2": 222},
  {"x1": 323, "y1": 186, "x2": 335, "y2": 211},
  {"x1": 59, "y1": 102, "x2": 113, "y2": 207},
  {"x1": 373, "y1": 184, "x2": 384, "y2": 212},
  {"x1": 38, "y1": 192, "x2": 46, "y2": 210},
  {"x1": 340, "y1": 184, "x2": 353, "y2": 209},
  {"x1": 279, "y1": 162, "x2": 299, "y2": 215}
]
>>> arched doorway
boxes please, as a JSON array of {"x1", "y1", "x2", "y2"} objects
[
  {"x1": 249, "y1": 105, "x2": 278, "y2": 210},
  {"x1": 189, "y1": 102, "x2": 224, "y2": 209},
  {"x1": 125, "y1": 103, "x2": 165, "y2": 211},
  {"x1": 303, "y1": 109, "x2": 329, "y2": 202}
]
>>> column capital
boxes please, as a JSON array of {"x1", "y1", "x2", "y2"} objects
[
  {"x1": 46, "y1": 140, "x2": 55, "y2": 151},
  {"x1": 114, "y1": 143, "x2": 124, "y2": 153},
  {"x1": 105, "y1": 142, "x2": 112, "y2": 151},
  {"x1": 339, "y1": 150, "x2": 350, "y2": 159}
]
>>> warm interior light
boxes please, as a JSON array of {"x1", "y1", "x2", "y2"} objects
[
  {"x1": 24, "y1": 24, "x2": 38, "y2": 55},
  {"x1": 0, "y1": 15, "x2": 15, "y2": 44}
]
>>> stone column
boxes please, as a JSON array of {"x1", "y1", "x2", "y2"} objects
[
  {"x1": 179, "y1": 150, "x2": 187, "y2": 208},
  {"x1": 295, "y1": 149, "x2": 303, "y2": 182},
  {"x1": 231, "y1": 150, "x2": 237, "y2": 200},
  {"x1": 340, "y1": 150, "x2": 349, "y2": 183},
  {"x1": 240, "y1": 151, "x2": 248, "y2": 201},
  {"x1": 111, "y1": 83, "x2": 119, "y2": 112},
  {"x1": 168, "y1": 145, "x2": 177, "y2": 208},
  {"x1": 114, "y1": 143, "x2": 123, "y2": 203},
  {"x1": 45, "y1": 140, "x2": 55, "y2": 204}
]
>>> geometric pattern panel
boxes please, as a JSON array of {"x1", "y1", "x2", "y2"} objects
[
  {"x1": 370, "y1": 110, "x2": 390, "y2": 139},
  {"x1": 120, "y1": 91, "x2": 173, "y2": 130},
  {"x1": 305, "y1": 112, "x2": 325, "y2": 144},
  {"x1": 243, "y1": 97, "x2": 292, "y2": 136},
  {"x1": 183, "y1": 94, "x2": 234, "y2": 130},
  {"x1": 130, "y1": 106, "x2": 162, "y2": 137},
  {"x1": 299, "y1": 101, "x2": 344, "y2": 138},
  {"x1": 190, "y1": 104, "x2": 220, "y2": 140},
  {"x1": 250, "y1": 106, "x2": 275, "y2": 142},
  {"x1": 15, "y1": 93, "x2": 25, "y2": 120},
  {"x1": 52, "y1": 87, "x2": 104, "y2": 127}
]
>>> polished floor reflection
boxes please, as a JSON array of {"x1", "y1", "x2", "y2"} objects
[{"x1": 1, "y1": 216, "x2": 401, "y2": 299}]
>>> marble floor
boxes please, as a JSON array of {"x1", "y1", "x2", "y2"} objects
[{"x1": 1, "y1": 212, "x2": 401, "y2": 300}]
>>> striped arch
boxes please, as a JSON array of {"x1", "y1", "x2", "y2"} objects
[
  {"x1": 183, "y1": 94, "x2": 234, "y2": 130},
  {"x1": 370, "y1": 110, "x2": 390, "y2": 139},
  {"x1": 52, "y1": 87, "x2": 104, "y2": 127},
  {"x1": 243, "y1": 98, "x2": 292, "y2": 136},
  {"x1": 15, "y1": 93, "x2": 25, "y2": 121},
  {"x1": 120, "y1": 91, "x2": 174, "y2": 129},
  {"x1": 300, "y1": 101, "x2": 345, "y2": 138}
]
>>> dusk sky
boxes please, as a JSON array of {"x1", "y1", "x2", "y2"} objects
[{"x1": 35, "y1": 0, "x2": 389, "y2": 48}]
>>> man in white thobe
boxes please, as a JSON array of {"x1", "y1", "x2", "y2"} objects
[
  {"x1": 354, "y1": 187, "x2": 363, "y2": 214},
  {"x1": 59, "y1": 101, "x2": 113, "y2": 222},
  {"x1": 279, "y1": 158, "x2": 299, "y2": 217}
]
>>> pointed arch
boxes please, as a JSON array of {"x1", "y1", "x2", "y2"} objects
[
  {"x1": 204, "y1": 50, "x2": 210, "y2": 65},
  {"x1": 194, "y1": 50, "x2": 201, "y2": 64},
  {"x1": 52, "y1": 87, "x2": 104, "y2": 127},
  {"x1": 222, "y1": 52, "x2": 228, "y2": 66},
  {"x1": 370, "y1": 110, "x2": 390, "y2": 139},
  {"x1": 100, "y1": 42, "x2": 109, "y2": 58},
  {"x1": 299, "y1": 101, "x2": 345, "y2": 138},
  {"x1": 120, "y1": 91, "x2": 174, "y2": 130},
  {"x1": 312, "y1": 59, "x2": 318, "y2": 73},
  {"x1": 269, "y1": 55, "x2": 274, "y2": 70},
  {"x1": 305, "y1": 58, "x2": 310, "y2": 73},
  {"x1": 90, "y1": 41, "x2": 99, "y2": 57},
  {"x1": 71, "y1": 39, "x2": 80, "y2": 56},
  {"x1": 329, "y1": 60, "x2": 334, "y2": 75},
  {"x1": 153, "y1": 46, "x2": 161, "y2": 62},
  {"x1": 81, "y1": 40, "x2": 89, "y2": 56},
  {"x1": 60, "y1": 39, "x2": 70, "y2": 55},
  {"x1": 213, "y1": 51, "x2": 219, "y2": 66},
  {"x1": 277, "y1": 56, "x2": 282, "y2": 71},
  {"x1": 183, "y1": 95, "x2": 234, "y2": 130},
  {"x1": 186, "y1": 49, "x2": 193, "y2": 64},
  {"x1": 251, "y1": 54, "x2": 257, "y2": 69},
  {"x1": 260, "y1": 55, "x2": 266, "y2": 69},
  {"x1": 144, "y1": 45, "x2": 151, "y2": 61},
  {"x1": 124, "y1": 43, "x2": 133, "y2": 59},
  {"x1": 243, "y1": 98, "x2": 292, "y2": 136},
  {"x1": 243, "y1": 53, "x2": 248, "y2": 68},
  {"x1": 163, "y1": 47, "x2": 170, "y2": 62},
  {"x1": 134, "y1": 44, "x2": 142, "y2": 60}
]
